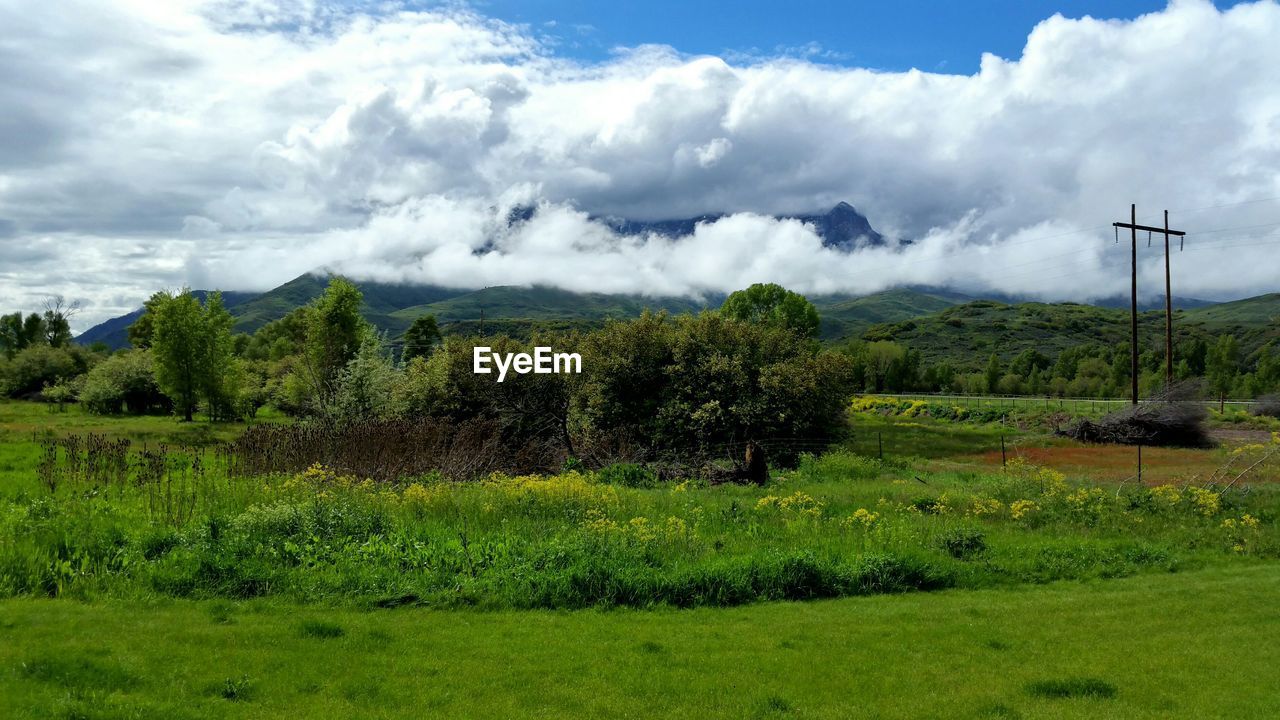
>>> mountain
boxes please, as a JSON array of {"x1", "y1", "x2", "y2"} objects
[
  {"x1": 75, "y1": 290, "x2": 256, "y2": 349},
  {"x1": 598, "y1": 201, "x2": 887, "y2": 250}
]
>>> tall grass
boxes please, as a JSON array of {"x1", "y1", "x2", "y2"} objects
[{"x1": 2, "y1": 442, "x2": 1277, "y2": 607}]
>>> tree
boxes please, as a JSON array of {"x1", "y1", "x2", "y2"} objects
[
  {"x1": 0, "y1": 345, "x2": 87, "y2": 398},
  {"x1": 79, "y1": 350, "x2": 167, "y2": 415},
  {"x1": 127, "y1": 292, "x2": 171, "y2": 349},
  {"x1": 152, "y1": 291, "x2": 205, "y2": 421},
  {"x1": 0, "y1": 312, "x2": 46, "y2": 358},
  {"x1": 719, "y1": 283, "x2": 821, "y2": 339},
  {"x1": 330, "y1": 334, "x2": 404, "y2": 423},
  {"x1": 1256, "y1": 343, "x2": 1280, "y2": 393},
  {"x1": 1010, "y1": 349, "x2": 1051, "y2": 379},
  {"x1": 884, "y1": 348, "x2": 922, "y2": 392},
  {"x1": 865, "y1": 341, "x2": 904, "y2": 392},
  {"x1": 298, "y1": 277, "x2": 372, "y2": 415},
  {"x1": 984, "y1": 354, "x2": 1002, "y2": 395},
  {"x1": 1206, "y1": 335, "x2": 1240, "y2": 410},
  {"x1": 200, "y1": 293, "x2": 240, "y2": 421},
  {"x1": 151, "y1": 290, "x2": 239, "y2": 421},
  {"x1": 402, "y1": 313, "x2": 441, "y2": 362},
  {"x1": 578, "y1": 313, "x2": 854, "y2": 451},
  {"x1": 41, "y1": 296, "x2": 79, "y2": 348}
]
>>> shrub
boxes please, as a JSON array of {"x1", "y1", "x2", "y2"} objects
[
  {"x1": 1, "y1": 345, "x2": 88, "y2": 398},
  {"x1": 1253, "y1": 394, "x2": 1280, "y2": 419},
  {"x1": 795, "y1": 451, "x2": 882, "y2": 482},
  {"x1": 853, "y1": 553, "x2": 954, "y2": 594},
  {"x1": 578, "y1": 312, "x2": 855, "y2": 453},
  {"x1": 936, "y1": 527, "x2": 987, "y2": 559},
  {"x1": 78, "y1": 350, "x2": 168, "y2": 415},
  {"x1": 596, "y1": 463, "x2": 659, "y2": 488},
  {"x1": 910, "y1": 497, "x2": 945, "y2": 515}
]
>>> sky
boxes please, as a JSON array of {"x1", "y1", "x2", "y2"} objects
[
  {"x1": 478, "y1": 0, "x2": 1233, "y2": 72},
  {"x1": 0, "y1": 0, "x2": 1278, "y2": 331}
]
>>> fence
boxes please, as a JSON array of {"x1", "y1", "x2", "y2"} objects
[{"x1": 861, "y1": 392, "x2": 1257, "y2": 414}]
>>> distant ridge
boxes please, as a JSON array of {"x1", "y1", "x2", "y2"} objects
[
  {"x1": 597, "y1": 201, "x2": 888, "y2": 251},
  {"x1": 75, "y1": 290, "x2": 257, "y2": 349}
]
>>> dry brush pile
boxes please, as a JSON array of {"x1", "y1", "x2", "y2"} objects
[{"x1": 1059, "y1": 384, "x2": 1214, "y2": 448}]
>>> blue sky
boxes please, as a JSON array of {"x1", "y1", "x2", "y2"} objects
[{"x1": 473, "y1": 0, "x2": 1242, "y2": 72}]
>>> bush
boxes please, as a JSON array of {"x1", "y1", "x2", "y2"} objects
[
  {"x1": 1253, "y1": 394, "x2": 1280, "y2": 420},
  {"x1": 596, "y1": 463, "x2": 659, "y2": 488},
  {"x1": 936, "y1": 527, "x2": 987, "y2": 560},
  {"x1": 795, "y1": 451, "x2": 882, "y2": 482},
  {"x1": 1, "y1": 345, "x2": 89, "y2": 398},
  {"x1": 577, "y1": 312, "x2": 855, "y2": 454},
  {"x1": 78, "y1": 350, "x2": 168, "y2": 415}
]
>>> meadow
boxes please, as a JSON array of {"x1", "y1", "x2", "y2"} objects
[{"x1": 2, "y1": 398, "x2": 1279, "y2": 717}]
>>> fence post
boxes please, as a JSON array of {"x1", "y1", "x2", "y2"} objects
[
  {"x1": 1001, "y1": 435, "x2": 1007, "y2": 468},
  {"x1": 1137, "y1": 443, "x2": 1142, "y2": 484}
]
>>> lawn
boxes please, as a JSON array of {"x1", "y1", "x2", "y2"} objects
[
  {"x1": 3, "y1": 399, "x2": 1279, "y2": 717},
  {"x1": 1, "y1": 565, "x2": 1278, "y2": 719}
]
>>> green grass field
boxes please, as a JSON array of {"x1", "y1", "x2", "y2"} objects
[
  {"x1": 2, "y1": 399, "x2": 1279, "y2": 717},
  {"x1": 2, "y1": 565, "x2": 1278, "y2": 719}
]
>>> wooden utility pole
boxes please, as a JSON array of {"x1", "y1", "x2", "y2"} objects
[
  {"x1": 1162, "y1": 211, "x2": 1173, "y2": 386},
  {"x1": 1112, "y1": 206, "x2": 1185, "y2": 404}
]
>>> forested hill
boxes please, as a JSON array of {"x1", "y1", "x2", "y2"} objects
[
  {"x1": 862, "y1": 296, "x2": 1280, "y2": 369},
  {"x1": 76, "y1": 274, "x2": 978, "y2": 349},
  {"x1": 76, "y1": 272, "x2": 1279, "y2": 357}
]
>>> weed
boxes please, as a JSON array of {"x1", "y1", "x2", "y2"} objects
[
  {"x1": 937, "y1": 527, "x2": 988, "y2": 560},
  {"x1": 216, "y1": 674, "x2": 254, "y2": 702}
]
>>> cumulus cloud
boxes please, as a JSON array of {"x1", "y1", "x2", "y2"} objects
[{"x1": 0, "y1": 0, "x2": 1278, "y2": 329}]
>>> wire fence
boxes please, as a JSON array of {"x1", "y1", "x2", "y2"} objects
[{"x1": 860, "y1": 392, "x2": 1257, "y2": 413}]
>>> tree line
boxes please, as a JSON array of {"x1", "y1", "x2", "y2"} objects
[
  {"x1": 837, "y1": 334, "x2": 1279, "y2": 404},
  {"x1": 2, "y1": 280, "x2": 1277, "y2": 437}
]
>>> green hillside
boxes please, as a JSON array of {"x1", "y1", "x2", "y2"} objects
[
  {"x1": 222, "y1": 275, "x2": 975, "y2": 343},
  {"x1": 228, "y1": 275, "x2": 467, "y2": 333},
  {"x1": 863, "y1": 297, "x2": 1280, "y2": 369},
  {"x1": 390, "y1": 285, "x2": 705, "y2": 329},
  {"x1": 1183, "y1": 293, "x2": 1280, "y2": 331},
  {"x1": 78, "y1": 270, "x2": 1280, "y2": 358},
  {"x1": 812, "y1": 288, "x2": 969, "y2": 339}
]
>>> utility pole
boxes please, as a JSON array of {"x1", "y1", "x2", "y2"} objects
[
  {"x1": 1162, "y1": 211, "x2": 1173, "y2": 386},
  {"x1": 1113, "y1": 207, "x2": 1185, "y2": 404}
]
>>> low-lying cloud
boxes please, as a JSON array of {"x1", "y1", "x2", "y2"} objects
[{"x1": 1, "y1": 0, "x2": 1278, "y2": 329}]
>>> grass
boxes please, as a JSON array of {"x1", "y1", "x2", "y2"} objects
[
  {"x1": 4, "y1": 396, "x2": 1278, "y2": 607},
  {"x1": 1, "y1": 565, "x2": 1279, "y2": 718},
  {"x1": 842, "y1": 410, "x2": 1030, "y2": 459},
  {"x1": 3, "y1": 399, "x2": 1280, "y2": 715},
  {"x1": 0, "y1": 399, "x2": 279, "y2": 497}
]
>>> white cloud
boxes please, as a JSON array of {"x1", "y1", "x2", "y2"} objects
[{"x1": 0, "y1": 0, "x2": 1278, "y2": 330}]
